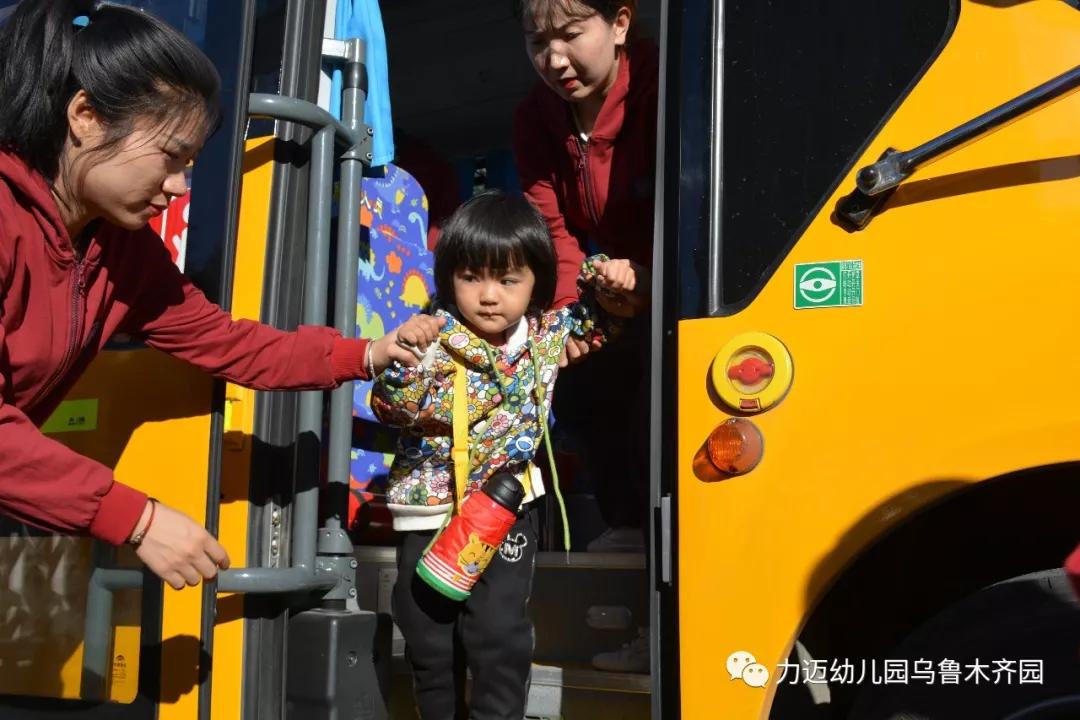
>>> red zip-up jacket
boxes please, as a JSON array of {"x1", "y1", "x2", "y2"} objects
[
  {"x1": 0, "y1": 151, "x2": 371, "y2": 546},
  {"x1": 514, "y1": 40, "x2": 658, "y2": 308}
]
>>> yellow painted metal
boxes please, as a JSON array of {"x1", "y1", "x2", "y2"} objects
[
  {"x1": 119, "y1": 355, "x2": 215, "y2": 720},
  {"x1": 677, "y1": 2, "x2": 1080, "y2": 717},
  {"x1": 0, "y1": 137, "x2": 278, "y2": 716},
  {"x1": 208, "y1": 135, "x2": 278, "y2": 720},
  {"x1": 30, "y1": 348, "x2": 216, "y2": 711}
]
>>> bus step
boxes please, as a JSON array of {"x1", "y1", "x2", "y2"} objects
[
  {"x1": 387, "y1": 658, "x2": 651, "y2": 720},
  {"x1": 535, "y1": 551, "x2": 646, "y2": 570},
  {"x1": 354, "y1": 546, "x2": 650, "y2": 678},
  {"x1": 531, "y1": 662, "x2": 650, "y2": 693},
  {"x1": 530, "y1": 555, "x2": 649, "y2": 666}
]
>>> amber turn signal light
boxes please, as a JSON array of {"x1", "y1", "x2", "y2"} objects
[{"x1": 693, "y1": 418, "x2": 764, "y2": 482}]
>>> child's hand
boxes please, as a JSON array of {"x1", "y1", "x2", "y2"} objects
[
  {"x1": 593, "y1": 258, "x2": 650, "y2": 317},
  {"x1": 370, "y1": 314, "x2": 445, "y2": 374}
]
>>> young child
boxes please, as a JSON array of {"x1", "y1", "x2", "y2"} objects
[{"x1": 371, "y1": 190, "x2": 645, "y2": 719}]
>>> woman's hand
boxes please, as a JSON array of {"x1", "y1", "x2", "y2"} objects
[
  {"x1": 593, "y1": 258, "x2": 651, "y2": 318},
  {"x1": 369, "y1": 314, "x2": 445, "y2": 374},
  {"x1": 594, "y1": 258, "x2": 639, "y2": 294},
  {"x1": 131, "y1": 501, "x2": 230, "y2": 590},
  {"x1": 558, "y1": 335, "x2": 600, "y2": 368}
]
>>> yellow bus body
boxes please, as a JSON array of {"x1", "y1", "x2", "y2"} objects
[
  {"x1": 15, "y1": 138, "x2": 275, "y2": 717},
  {"x1": 678, "y1": 2, "x2": 1080, "y2": 716}
]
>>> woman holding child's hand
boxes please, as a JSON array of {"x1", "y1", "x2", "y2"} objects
[
  {"x1": 369, "y1": 313, "x2": 445, "y2": 369},
  {"x1": 593, "y1": 258, "x2": 650, "y2": 318},
  {"x1": 513, "y1": 4, "x2": 657, "y2": 671},
  {"x1": 0, "y1": 0, "x2": 447, "y2": 592}
]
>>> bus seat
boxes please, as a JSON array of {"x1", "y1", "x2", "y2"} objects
[{"x1": 348, "y1": 163, "x2": 434, "y2": 540}]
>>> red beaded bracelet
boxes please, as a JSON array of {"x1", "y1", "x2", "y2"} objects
[{"x1": 129, "y1": 498, "x2": 158, "y2": 547}]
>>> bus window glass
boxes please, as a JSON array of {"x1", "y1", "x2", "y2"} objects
[{"x1": 719, "y1": 0, "x2": 957, "y2": 309}]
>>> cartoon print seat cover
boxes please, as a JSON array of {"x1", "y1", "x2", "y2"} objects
[{"x1": 349, "y1": 165, "x2": 435, "y2": 539}]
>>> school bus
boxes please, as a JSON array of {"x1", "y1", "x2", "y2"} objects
[
  {"x1": 2, "y1": 0, "x2": 1080, "y2": 718},
  {"x1": 672, "y1": 0, "x2": 1080, "y2": 718}
]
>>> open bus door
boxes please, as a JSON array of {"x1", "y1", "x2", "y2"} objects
[
  {"x1": 6, "y1": 0, "x2": 659, "y2": 715},
  {"x1": 0, "y1": 0, "x2": 393, "y2": 718},
  {"x1": 14, "y1": 0, "x2": 1080, "y2": 718},
  {"x1": 666, "y1": 1, "x2": 1080, "y2": 718},
  {"x1": 0, "y1": 0, "x2": 262, "y2": 717}
]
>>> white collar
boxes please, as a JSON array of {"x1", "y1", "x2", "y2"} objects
[{"x1": 503, "y1": 316, "x2": 529, "y2": 353}]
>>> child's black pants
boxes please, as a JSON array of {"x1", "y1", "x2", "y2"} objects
[{"x1": 393, "y1": 508, "x2": 538, "y2": 720}]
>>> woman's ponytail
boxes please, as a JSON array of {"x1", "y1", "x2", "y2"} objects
[
  {"x1": 0, "y1": 0, "x2": 220, "y2": 181},
  {"x1": 0, "y1": 0, "x2": 97, "y2": 179}
]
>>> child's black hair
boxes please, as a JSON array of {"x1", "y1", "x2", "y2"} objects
[{"x1": 434, "y1": 191, "x2": 557, "y2": 314}]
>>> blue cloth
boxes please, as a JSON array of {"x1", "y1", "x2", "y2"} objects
[{"x1": 333, "y1": 0, "x2": 395, "y2": 167}]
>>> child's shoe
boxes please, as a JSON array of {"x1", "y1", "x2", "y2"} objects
[{"x1": 591, "y1": 627, "x2": 650, "y2": 674}]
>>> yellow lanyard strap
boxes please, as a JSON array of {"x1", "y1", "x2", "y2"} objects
[
  {"x1": 451, "y1": 356, "x2": 470, "y2": 512},
  {"x1": 449, "y1": 351, "x2": 564, "y2": 550}
]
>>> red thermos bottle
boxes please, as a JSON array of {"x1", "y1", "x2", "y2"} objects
[{"x1": 416, "y1": 472, "x2": 525, "y2": 601}]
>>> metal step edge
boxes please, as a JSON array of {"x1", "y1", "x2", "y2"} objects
[
  {"x1": 530, "y1": 662, "x2": 651, "y2": 694},
  {"x1": 389, "y1": 657, "x2": 650, "y2": 695}
]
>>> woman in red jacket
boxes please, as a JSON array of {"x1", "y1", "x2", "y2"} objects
[
  {"x1": 0, "y1": 0, "x2": 440, "y2": 591},
  {"x1": 513, "y1": 0, "x2": 656, "y2": 672}
]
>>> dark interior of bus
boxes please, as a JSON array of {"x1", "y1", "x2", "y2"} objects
[{"x1": 360, "y1": 2, "x2": 664, "y2": 715}]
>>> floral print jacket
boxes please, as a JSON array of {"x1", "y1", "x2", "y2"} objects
[{"x1": 371, "y1": 257, "x2": 620, "y2": 530}]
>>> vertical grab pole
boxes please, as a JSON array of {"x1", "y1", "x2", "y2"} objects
[
  {"x1": 294, "y1": 125, "x2": 337, "y2": 572},
  {"x1": 325, "y1": 38, "x2": 369, "y2": 541}
]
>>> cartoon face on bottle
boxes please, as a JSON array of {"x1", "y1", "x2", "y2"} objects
[{"x1": 458, "y1": 533, "x2": 498, "y2": 576}]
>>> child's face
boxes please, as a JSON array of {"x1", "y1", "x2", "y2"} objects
[
  {"x1": 524, "y1": 5, "x2": 630, "y2": 105},
  {"x1": 452, "y1": 265, "x2": 537, "y2": 345}
]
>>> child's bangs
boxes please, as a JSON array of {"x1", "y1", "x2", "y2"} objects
[
  {"x1": 460, "y1": 237, "x2": 529, "y2": 277},
  {"x1": 434, "y1": 190, "x2": 556, "y2": 311}
]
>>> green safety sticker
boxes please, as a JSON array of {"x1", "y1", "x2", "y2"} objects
[
  {"x1": 794, "y1": 260, "x2": 863, "y2": 309},
  {"x1": 41, "y1": 399, "x2": 99, "y2": 434}
]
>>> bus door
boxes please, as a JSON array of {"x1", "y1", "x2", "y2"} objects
[
  {"x1": 0, "y1": 0, "x2": 258, "y2": 717},
  {"x1": 0, "y1": 1, "x2": 387, "y2": 718},
  {"x1": 660, "y1": 0, "x2": 1080, "y2": 718}
]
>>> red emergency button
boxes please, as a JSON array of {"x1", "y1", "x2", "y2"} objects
[
  {"x1": 711, "y1": 332, "x2": 793, "y2": 413},
  {"x1": 727, "y1": 357, "x2": 774, "y2": 385}
]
